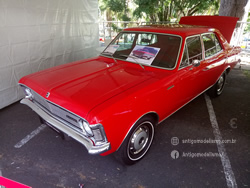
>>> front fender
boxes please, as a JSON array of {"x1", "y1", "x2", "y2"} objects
[
  {"x1": 87, "y1": 97, "x2": 156, "y2": 156},
  {"x1": 86, "y1": 83, "x2": 162, "y2": 156}
]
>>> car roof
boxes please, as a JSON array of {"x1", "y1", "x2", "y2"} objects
[{"x1": 123, "y1": 24, "x2": 215, "y2": 37}]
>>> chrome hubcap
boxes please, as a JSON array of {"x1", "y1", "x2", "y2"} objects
[
  {"x1": 129, "y1": 126, "x2": 149, "y2": 155},
  {"x1": 217, "y1": 76, "x2": 224, "y2": 92}
]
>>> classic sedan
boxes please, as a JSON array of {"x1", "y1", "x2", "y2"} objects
[
  {"x1": 132, "y1": 47, "x2": 157, "y2": 59},
  {"x1": 19, "y1": 16, "x2": 241, "y2": 165}
]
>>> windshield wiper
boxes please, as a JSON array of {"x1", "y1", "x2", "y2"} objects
[
  {"x1": 118, "y1": 54, "x2": 145, "y2": 70},
  {"x1": 101, "y1": 51, "x2": 118, "y2": 64},
  {"x1": 101, "y1": 51, "x2": 112, "y2": 56}
]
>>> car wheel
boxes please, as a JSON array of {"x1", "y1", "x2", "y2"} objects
[
  {"x1": 207, "y1": 72, "x2": 226, "y2": 97},
  {"x1": 116, "y1": 116, "x2": 155, "y2": 165}
]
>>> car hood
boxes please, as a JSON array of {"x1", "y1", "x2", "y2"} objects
[{"x1": 20, "y1": 57, "x2": 154, "y2": 118}]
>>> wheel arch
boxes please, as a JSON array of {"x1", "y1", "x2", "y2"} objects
[
  {"x1": 116, "y1": 111, "x2": 159, "y2": 152},
  {"x1": 225, "y1": 66, "x2": 231, "y2": 74}
]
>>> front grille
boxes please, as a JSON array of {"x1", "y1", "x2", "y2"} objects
[
  {"x1": 30, "y1": 89, "x2": 82, "y2": 130},
  {"x1": 32, "y1": 91, "x2": 51, "y2": 110}
]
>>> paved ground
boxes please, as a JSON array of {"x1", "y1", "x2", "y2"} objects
[{"x1": 0, "y1": 67, "x2": 250, "y2": 188}]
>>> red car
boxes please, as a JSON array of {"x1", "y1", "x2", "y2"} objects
[
  {"x1": 132, "y1": 47, "x2": 157, "y2": 59},
  {"x1": 19, "y1": 16, "x2": 241, "y2": 165}
]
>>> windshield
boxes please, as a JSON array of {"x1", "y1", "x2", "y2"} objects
[{"x1": 101, "y1": 32, "x2": 182, "y2": 69}]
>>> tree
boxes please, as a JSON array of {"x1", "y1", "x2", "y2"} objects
[
  {"x1": 100, "y1": 0, "x2": 131, "y2": 21},
  {"x1": 133, "y1": 0, "x2": 219, "y2": 22},
  {"x1": 244, "y1": 12, "x2": 250, "y2": 34},
  {"x1": 99, "y1": 0, "x2": 132, "y2": 38},
  {"x1": 219, "y1": 0, "x2": 250, "y2": 44},
  {"x1": 175, "y1": 0, "x2": 219, "y2": 17}
]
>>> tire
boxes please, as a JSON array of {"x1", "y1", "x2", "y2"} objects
[
  {"x1": 116, "y1": 116, "x2": 155, "y2": 165},
  {"x1": 207, "y1": 72, "x2": 226, "y2": 98}
]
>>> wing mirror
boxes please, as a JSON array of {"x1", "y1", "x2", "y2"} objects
[{"x1": 192, "y1": 59, "x2": 200, "y2": 67}]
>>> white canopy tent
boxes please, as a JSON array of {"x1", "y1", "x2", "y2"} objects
[{"x1": 0, "y1": 0, "x2": 99, "y2": 109}]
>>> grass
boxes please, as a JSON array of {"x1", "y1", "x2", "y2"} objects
[{"x1": 242, "y1": 69, "x2": 250, "y2": 78}]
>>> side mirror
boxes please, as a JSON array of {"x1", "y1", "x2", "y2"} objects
[{"x1": 192, "y1": 59, "x2": 200, "y2": 67}]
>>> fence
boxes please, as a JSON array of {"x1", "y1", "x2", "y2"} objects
[
  {"x1": 234, "y1": 21, "x2": 250, "y2": 49},
  {"x1": 99, "y1": 21, "x2": 250, "y2": 50},
  {"x1": 99, "y1": 21, "x2": 172, "y2": 41}
]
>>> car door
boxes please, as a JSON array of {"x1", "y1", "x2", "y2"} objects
[
  {"x1": 200, "y1": 33, "x2": 226, "y2": 89},
  {"x1": 176, "y1": 35, "x2": 205, "y2": 106}
]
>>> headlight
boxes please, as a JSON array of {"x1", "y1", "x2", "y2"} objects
[
  {"x1": 78, "y1": 119, "x2": 93, "y2": 137},
  {"x1": 24, "y1": 88, "x2": 33, "y2": 100},
  {"x1": 78, "y1": 120, "x2": 107, "y2": 145}
]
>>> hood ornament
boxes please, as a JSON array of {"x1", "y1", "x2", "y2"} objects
[{"x1": 46, "y1": 92, "x2": 50, "y2": 98}]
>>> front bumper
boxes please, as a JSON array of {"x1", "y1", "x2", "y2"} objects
[{"x1": 21, "y1": 98, "x2": 110, "y2": 154}]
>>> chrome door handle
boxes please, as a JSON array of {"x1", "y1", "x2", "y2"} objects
[{"x1": 203, "y1": 67, "x2": 210, "y2": 71}]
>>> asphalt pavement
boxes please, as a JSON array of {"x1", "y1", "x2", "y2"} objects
[{"x1": 0, "y1": 67, "x2": 249, "y2": 188}]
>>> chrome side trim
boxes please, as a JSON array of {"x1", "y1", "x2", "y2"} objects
[{"x1": 21, "y1": 98, "x2": 110, "y2": 155}]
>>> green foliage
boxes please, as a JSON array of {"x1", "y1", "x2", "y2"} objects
[
  {"x1": 133, "y1": 0, "x2": 219, "y2": 22},
  {"x1": 176, "y1": 0, "x2": 218, "y2": 15},
  {"x1": 105, "y1": 0, "x2": 124, "y2": 13},
  {"x1": 111, "y1": 23, "x2": 123, "y2": 32},
  {"x1": 101, "y1": 0, "x2": 131, "y2": 21},
  {"x1": 99, "y1": 0, "x2": 220, "y2": 22},
  {"x1": 243, "y1": 70, "x2": 250, "y2": 79},
  {"x1": 133, "y1": 0, "x2": 171, "y2": 22},
  {"x1": 244, "y1": 12, "x2": 250, "y2": 34},
  {"x1": 121, "y1": 14, "x2": 131, "y2": 21}
]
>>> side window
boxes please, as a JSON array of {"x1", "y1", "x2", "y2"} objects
[
  {"x1": 186, "y1": 36, "x2": 203, "y2": 63},
  {"x1": 202, "y1": 33, "x2": 222, "y2": 58},
  {"x1": 215, "y1": 36, "x2": 222, "y2": 52},
  {"x1": 180, "y1": 36, "x2": 202, "y2": 68}
]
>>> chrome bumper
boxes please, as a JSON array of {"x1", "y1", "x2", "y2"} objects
[{"x1": 21, "y1": 98, "x2": 110, "y2": 154}]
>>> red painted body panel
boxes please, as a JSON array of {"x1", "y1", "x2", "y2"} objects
[
  {"x1": 0, "y1": 176, "x2": 31, "y2": 188},
  {"x1": 20, "y1": 57, "x2": 154, "y2": 119},
  {"x1": 124, "y1": 24, "x2": 210, "y2": 37},
  {"x1": 87, "y1": 66, "x2": 179, "y2": 155},
  {"x1": 19, "y1": 17, "x2": 241, "y2": 157}
]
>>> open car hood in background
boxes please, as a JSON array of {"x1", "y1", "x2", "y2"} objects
[{"x1": 179, "y1": 16, "x2": 239, "y2": 43}]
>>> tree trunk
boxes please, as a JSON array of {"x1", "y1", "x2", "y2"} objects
[{"x1": 219, "y1": 0, "x2": 250, "y2": 45}]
